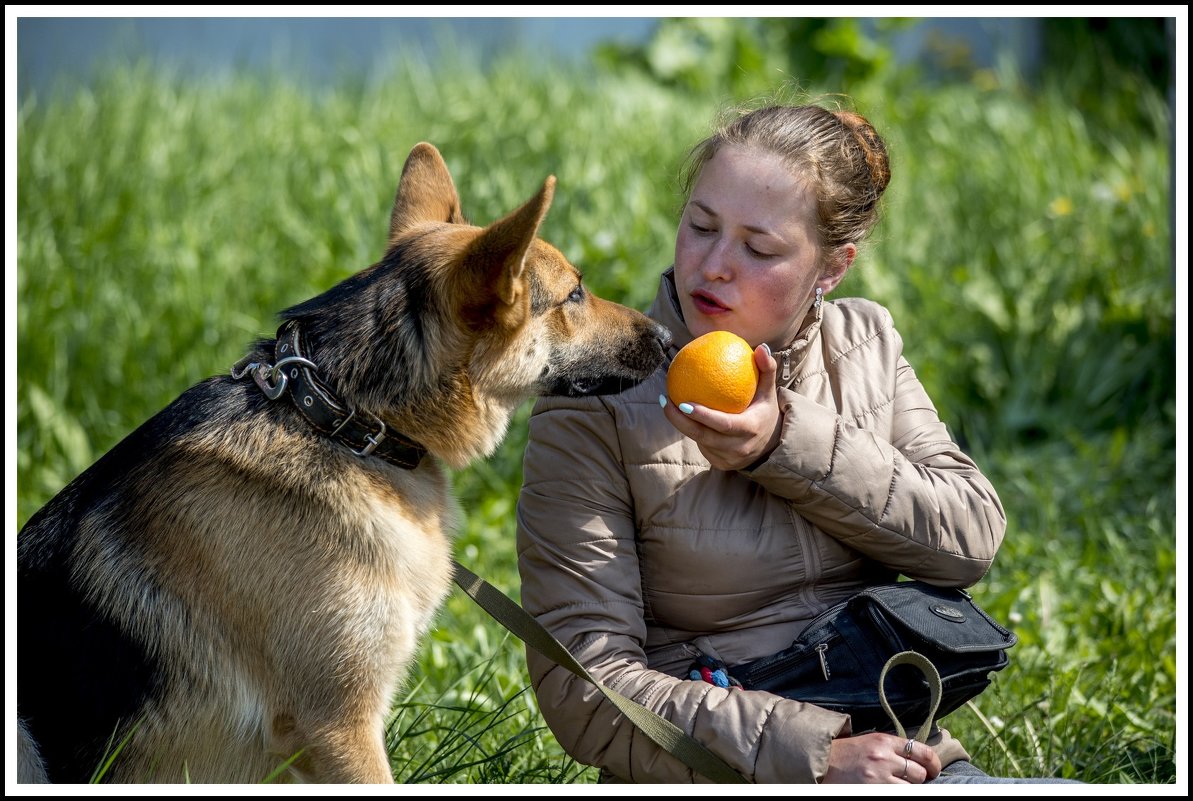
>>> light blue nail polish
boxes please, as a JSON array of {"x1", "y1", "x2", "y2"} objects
[
  {"x1": 659, "y1": 394, "x2": 668, "y2": 408},
  {"x1": 679, "y1": 403, "x2": 694, "y2": 415},
  {"x1": 762, "y1": 342, "x2": 772, "y2": 357}
]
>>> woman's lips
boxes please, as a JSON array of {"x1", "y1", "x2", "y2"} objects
[{"x1": 691, "y1": 290, "x2": 730, "y2": 316}]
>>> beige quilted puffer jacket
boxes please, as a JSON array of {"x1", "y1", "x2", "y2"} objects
[{"x1": 516, "y1": 269, "x2": 1006, "y2": 783}]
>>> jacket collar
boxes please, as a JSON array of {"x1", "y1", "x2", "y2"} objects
[{"x1": 650, "y1": 267, "x2": 823, "y2": 388}]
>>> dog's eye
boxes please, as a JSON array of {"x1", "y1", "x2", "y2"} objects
[{"x1": 566, "y1": 286, "x2": 585, "y2": 303}]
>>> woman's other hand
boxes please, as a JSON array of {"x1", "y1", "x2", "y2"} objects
[{"x1": 823, "y1": 732, "x2": 943, "y2": 784}]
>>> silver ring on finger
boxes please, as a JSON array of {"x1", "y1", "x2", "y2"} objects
[
  {"x1": 901, "y1": 756, "x2": 909, "y2": 781},
  {"x1": 904, "y1": 738, "x2": 915, "y2": 757}
]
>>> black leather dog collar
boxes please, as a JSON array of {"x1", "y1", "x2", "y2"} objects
[{"x1": 235, "y1": 322, "x2": 426, "y2": 470}]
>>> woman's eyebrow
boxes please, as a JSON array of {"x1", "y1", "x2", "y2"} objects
[{"x1": 690, "y1": 199, "x2": 785, "y2": 239}]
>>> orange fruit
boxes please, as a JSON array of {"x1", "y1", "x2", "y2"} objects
[{"x1": 666, "y1": 331, "x2": 759, "y2": 414}]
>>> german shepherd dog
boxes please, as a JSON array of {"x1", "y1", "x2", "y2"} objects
[{"x1": 17, "y1": 142, "x2": 671, "y2": 783}]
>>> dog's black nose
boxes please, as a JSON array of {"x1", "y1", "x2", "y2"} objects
[{"x1": 653, "y1": 323, "x2": 673, "y2": 351}]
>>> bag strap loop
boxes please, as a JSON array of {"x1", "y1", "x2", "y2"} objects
[{"x1": 878, "y1": 650, "x2": 942, "y2": 742}]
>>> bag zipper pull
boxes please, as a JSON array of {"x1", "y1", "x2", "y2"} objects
[{"x1": 816, "y1": 642, "x2": 831, "y2": 680}]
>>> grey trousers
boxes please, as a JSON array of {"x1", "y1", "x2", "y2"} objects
[
  {"x1": 930, "y1": 760, "x2": 1083, "y2": 784},
  {"x1": 597, "y1": 760, "x2": 1083, "y2": 784}
]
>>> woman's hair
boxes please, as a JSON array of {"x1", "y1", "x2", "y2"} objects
[{"x1": 680, "y1": 102, "x2": 891, "y2": 251}]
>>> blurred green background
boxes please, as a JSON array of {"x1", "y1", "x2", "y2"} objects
[{"x1": 14, "y1": 16, "x2": 1180, "y2": 784}]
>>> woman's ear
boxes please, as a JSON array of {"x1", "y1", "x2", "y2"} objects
[{"x1": 818, "y1": 243, "x2": 856, "y2": 295}]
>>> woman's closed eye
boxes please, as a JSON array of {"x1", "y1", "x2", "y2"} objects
[{"x1": 745, "y1": 242, "x2": 776, "y2": 258}]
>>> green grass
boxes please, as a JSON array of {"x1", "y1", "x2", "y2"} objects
[{"x1": 16, "y1": 40, "x2": 1176, "y2": 785}]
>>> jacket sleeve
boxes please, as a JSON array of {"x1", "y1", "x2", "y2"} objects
[
  {"x1": 746, "y1": 321, "x2": 1006, "y2": 586},
  {"x1": 517, "y1": 395, "x2": 852, "y2": 783}
]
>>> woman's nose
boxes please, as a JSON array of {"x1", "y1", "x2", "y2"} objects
[{"x1": 701, "y1": 237, "x2": 734, "y2": 280}]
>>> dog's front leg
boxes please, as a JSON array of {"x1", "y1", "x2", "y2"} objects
[{"x1": 270, "y1": 712, "x2": 394, "y2": 784}]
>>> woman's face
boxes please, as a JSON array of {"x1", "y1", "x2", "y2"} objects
[{"x1": 674, "y1": 145, "x2": 845, "y2": 349}]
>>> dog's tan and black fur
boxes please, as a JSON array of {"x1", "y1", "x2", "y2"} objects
[{"x1": 17, "y1": 143, "x2": 670, "y2": 783}]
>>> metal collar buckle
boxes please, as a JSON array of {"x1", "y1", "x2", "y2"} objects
[{"x1": 353, "y1": 423, "x2": 387, "y2": 457}]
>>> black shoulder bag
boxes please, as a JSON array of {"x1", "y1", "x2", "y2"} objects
[{"x1": 724, "y1": 581, "x2": 1018, "y2": 734}]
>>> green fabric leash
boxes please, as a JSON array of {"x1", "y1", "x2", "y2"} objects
[
  {"x1": 878, "y1": 650, "x2": 943, "y2": 742},
  {"x1": 451, "y1": 560, "x2": 749, "y2": 784}
]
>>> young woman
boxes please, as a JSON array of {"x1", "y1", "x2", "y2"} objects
[{"x1": 516, "y1": 101, "x2": 1075, "y2": 784}]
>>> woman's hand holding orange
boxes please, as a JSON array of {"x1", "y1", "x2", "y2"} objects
[{"x1": 660, "y1": 344, "x2": 782, "y2": 471}]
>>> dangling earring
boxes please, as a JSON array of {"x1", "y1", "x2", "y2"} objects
[{"x1": 813, "y1": 287, "x2": 823, "y2": 310}]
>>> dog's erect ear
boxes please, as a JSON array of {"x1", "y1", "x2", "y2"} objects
[
  {"x1": 458, "y1": 176, "x2": 556, "y2": 328},
  {"x1": 389, "y1": 143, "x2": 466, "y2": 245}
]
